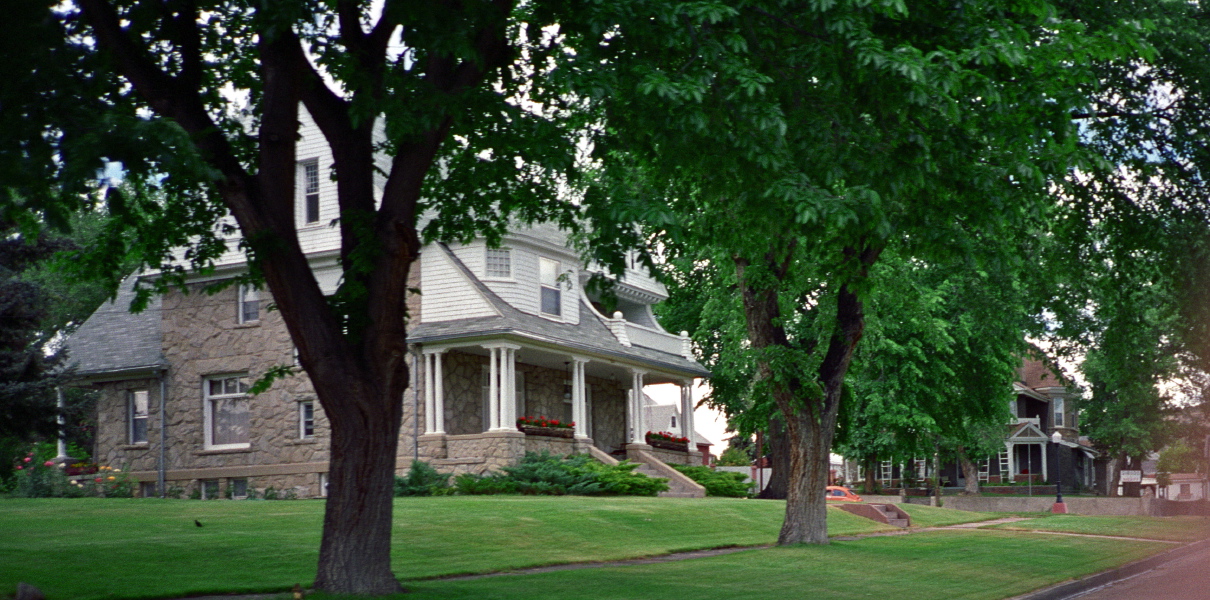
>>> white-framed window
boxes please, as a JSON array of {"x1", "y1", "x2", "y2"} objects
[
  {"x1": 200, "y1": 479, "x2": 220, "y2": 500},
  {"x1": 299, "y1": 401, "x2": 315, "y2": 439},
  {"x1": 539, "y1": 257, "x2": 561, "y2": 317},
  {"x1": 127, "y1": 389, "x2": 149, "y2": 444},
  {"x1": 299, "y1": 158, "x2": 320, "y2": 225},
  {"x1": 1053, "y1": 397, "x2": 1065, "y2": 428},
  {"x1": 670, "y1": 415, "x2": 677, "y2": 429},
  {"x1": 485, "y1": 248, "x2": 512, "y2": 278},
  {"x1": 139, "y1": 481, "x2": 157, "y2": 498},
  {"x1": 238, "y1": 284, "x2": 259, "y2": 324},
  {"x1": 204, "y1": 375, "x2": 250, "y2": 450}
]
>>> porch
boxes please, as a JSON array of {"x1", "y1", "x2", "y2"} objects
[{"x1": 412, "y1": 344, "x2": 702, "y2": 476}]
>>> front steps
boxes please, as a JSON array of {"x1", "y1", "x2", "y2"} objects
[
  {"x1": 835, "y1": 502, "x2": 911, "y2": 528},
  {"x1": 587, "y1": 445, "x2": 706, "y2": 498}
]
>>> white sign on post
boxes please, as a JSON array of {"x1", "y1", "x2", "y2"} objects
[{"x1": 1119, "y1": 470, "x2": 1142, "y2": 483}]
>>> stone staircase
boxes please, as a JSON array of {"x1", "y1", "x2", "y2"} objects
[
  {"x1": 587, "y1": 445, "x2": 706, "y2": 498},
  {"x1": 835, "y1": 502, "x2": 911, "y2": 528}
]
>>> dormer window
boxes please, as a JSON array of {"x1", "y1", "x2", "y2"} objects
[
  {"x1": 539, "y1": 257, "x2": 561, "y2": 317},
  {"x1": 486, "y1": 248, "x2": 511, "y2": 278},
  {"x1": 299, "y1": 159, "x2": 320, "y2": 225}
]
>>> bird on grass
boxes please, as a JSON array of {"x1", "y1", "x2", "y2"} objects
[{"x1": 194, "y1": 520, "x2": 203, "y2": 527}]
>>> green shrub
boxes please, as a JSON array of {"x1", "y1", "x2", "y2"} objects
[
  {"x1": 450, "y1": 452, "x2": 668, "y2": 496},
  {"x1": 395, "y1": 461, "x2": 452, "y2": 497},
  {"x1": 670, "y1": 464, "x2": 753, "y2": 497}
]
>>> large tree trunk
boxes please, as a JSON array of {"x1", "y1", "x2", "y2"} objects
[
  {"x1": 863, "y1": 457, "x2": 878, "y2": 493},
  {"x1": 314, "y1": 387, "x2": 405, "y2": 594},
  {"x1": 735, "y1": 242, "x2": 880, "y2": 545},
  {"x1": 958, "y1": 447, "x2": 981, "y2": 495},
  {"x1": 757, "y1": 417, "x2": 790, "y2": 499}
]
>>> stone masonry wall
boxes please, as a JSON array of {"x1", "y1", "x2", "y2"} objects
[{"x1": 92, "y1": 378, "x2": 161, "y2": 472}]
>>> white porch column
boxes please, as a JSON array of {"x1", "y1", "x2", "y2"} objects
[
  {"x1": 433, "y1": 350, "x2": 446, "y2": 434},
  {"x1": 1041, "y1": 442, "x2": 1049, "y2": 482},
  {"x1": 482, "y1": 343, "x2": 522, "y2": 431},
  {"x1": 629, "y1": 369, "x2": 647, "y2": 444},
  {"x1": 1005, "y1": 443, "x2": 1015, "y2": 482},
  {"x1": 488, "y1": 346, "x2": 500, "y2": 431},
  {"x1": 679, "y1": 380, "x2": 694, "y2": 444},
  {"x1": 503, "y1": 346, "x2": 517, "y2": 428},
  {"x1": 423, "y1": 352, "x2": 436, "y2": 434},
  {"x1": 571, "y1": 357, "x2": 589, "y2": 438}
]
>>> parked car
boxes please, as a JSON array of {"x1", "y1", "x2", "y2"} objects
[{"x1": 825, "y1": 485, "x2": 862, "y2": 502}]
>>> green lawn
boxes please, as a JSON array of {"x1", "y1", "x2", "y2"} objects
[
  {"x1": 989, "y1": 514, "x2": 1210, "y2": 542},
  {"x1": 0, "y1": 497, "x2": 890, "y2": 599},
  {"x1": 896, "y1": 504, "x2": 1010, "y2": 528},
  {"x1": 0, "y1": 497, "x2": 1193, "y2": 600},
  {"x1": 384, "y1": 531, "x2": 1171, "y2": 600}
]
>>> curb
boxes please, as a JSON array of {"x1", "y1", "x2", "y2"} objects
[{"x1": 1009, "y1": 536, "x2": 1210, "y2": 600}]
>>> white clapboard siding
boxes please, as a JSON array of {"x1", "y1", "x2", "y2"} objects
[
  {"x1": 420, "y1": 246, "x2": 499, "y2": 322},
  {"x1": 295, "y1": 110, "x2": 341, "y2": 257}
]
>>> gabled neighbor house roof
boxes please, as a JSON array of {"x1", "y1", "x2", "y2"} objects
[
  {"x1": 408, "y1": 244, "x2": 709, "y2": 378},
  {"x1": 63, "y1": 274, "x2": 166, "y2": 380}
]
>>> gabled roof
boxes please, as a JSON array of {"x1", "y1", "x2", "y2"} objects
[
  {"x1": 1006, "y1": 421, "x2": 1049, "y2": 442},
  {"x1": 408, "y1": 244, "x2": 708, "y2": 378},
  {"x1": 63, "y1": 274, "x2": 166, "y2": 380}
]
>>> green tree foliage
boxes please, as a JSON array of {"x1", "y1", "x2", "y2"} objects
[
  {"x1": 5, "y1": 1, "x2": 635, "y2": 593},
  {"x1": 1157, "y1": 439, "x2": 1204, "y2": 477},
  {"x1": 564, "y1": 0, "x2": 1201, "y2": 543}
]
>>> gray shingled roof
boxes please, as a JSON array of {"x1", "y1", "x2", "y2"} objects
[
  {"x1": 409, "y1": 244, "x2": 709, "y2": 378},
  {"x1": 63, "y1": 274, "x2": 165, "y2": 378}
]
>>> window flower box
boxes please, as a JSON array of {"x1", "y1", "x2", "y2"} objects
[
  {"x1": 517, "y1": 416, "x2": 574, "y2": 438},
  {"x1": 518, "y1": 425, "x2": 575, "y2": 438},
  {"x1": 646, "y1": 431, "x2": 690, "y2": 452}
]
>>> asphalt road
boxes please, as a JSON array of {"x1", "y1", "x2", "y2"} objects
[{"x1": 1067, "y1": 539, "x2": 1210, "y2": 600}]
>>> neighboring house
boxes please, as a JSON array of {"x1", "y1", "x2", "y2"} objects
[
  {"x1": 1159, "y1": 473, "x2": 1208, "y2": 501},
  {"x1": 64, "y1": 111, "x2": 709, "y2": 499},
  {"x1": 852, "y1": 357, "x2": 1098, "y2": 492},
  {"x1": 642, "y1": 394, "x2": 714, "y2": 465}
]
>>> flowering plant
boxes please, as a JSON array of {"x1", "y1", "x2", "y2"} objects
[
  {"x1": 646, "y1": 431, "x2": 690, "y2": 445},
  {"x1": 516, "y1": 416, "x2": 574, "y2": 429}
]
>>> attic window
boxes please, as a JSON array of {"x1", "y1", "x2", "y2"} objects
[{"x1": 485, "y1": 248, "x2": 511, "y2": 278}]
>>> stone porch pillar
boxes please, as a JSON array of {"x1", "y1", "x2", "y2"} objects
[
  {"x1": 422, "y1": 349, "x2": 447, "y2": 435},
  {"x1": 483, "y1": 343, "x2": 521, "y2": 431},
  {"x1": 628, "y1": 369, "x2": 647, "y2": 444},
  {"x1": 571, "y1": 357, "x2": 589, "y2": 438}
]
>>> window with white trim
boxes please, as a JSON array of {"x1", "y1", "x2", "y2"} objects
[
  {"x1": 485, "y1": 248, "x2": 511, "y2": 278},
  {"x1": 201, "y1": 479, "x2": 219, "y2": 500},
  {"x1": 229, "y1": 478, "x2": 248, "y2": 499},
  {"x1": 204, "y1": 375, "x2": 250, "y2": 449},
  {"x1": 539, "y1": 257, "x2": 561, "y2": 316},
  {"x1": 299, "y1": 401, "x2": 315, "y2": 439},
  {"x1": 128, "y1": 389, "x2": 149, "y2": 444},
  {"x1": 1053, "y1": 397, "x2": 1065, "y2": 428},
  {"x1": 299, "y1": 159, "x2": 320, "y2": 225},
  {"x1": 238, "y1": 285, "x2": 259, "y2": 324}
]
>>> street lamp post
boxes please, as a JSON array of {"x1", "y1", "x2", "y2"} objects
[{"x1": 1051, "y1": 431, "x2": 1068, "y2": 514}]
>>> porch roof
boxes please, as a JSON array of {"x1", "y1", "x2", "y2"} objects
[
  {"x1": 409, "y1": 244, "x2": 709, "y2": 379},
  {"x1": 63, "y1": 273, "x2": 167, "y2": 380}
]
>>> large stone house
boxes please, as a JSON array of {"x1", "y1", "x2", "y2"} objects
[{"x1": 64, "y1": 112, "x2": 709, "y2": 499}]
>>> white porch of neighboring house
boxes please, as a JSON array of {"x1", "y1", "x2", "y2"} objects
[
  {"x1": 414, "y1": 338, "x2": 701, "y2": 475},
  {"x1": 1005, "y1": 419, "x2": 1051, "y2": 482}
]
